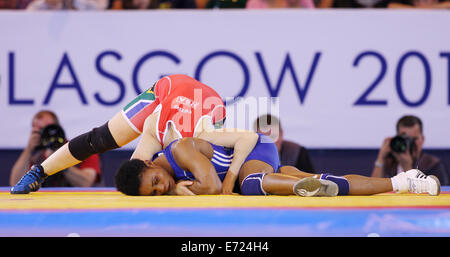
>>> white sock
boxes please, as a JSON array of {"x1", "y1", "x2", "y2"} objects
[
  {"x1": 391, "y1": 177, "x2": 399, "y2": 192},
  {"x1": 390, "y1": 173, "x2": 407, "y2": 193}
]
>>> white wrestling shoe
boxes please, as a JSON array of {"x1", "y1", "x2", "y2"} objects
[
  {"x1": 293, "y1": 177, "x2": 338, "y2": 197},
  {"x1": 392, "y1": 169, "x2": 441, "y2": 196}
]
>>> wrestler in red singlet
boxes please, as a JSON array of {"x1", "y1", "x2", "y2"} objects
[{"x1": 121, "y1": 74, "x2": 225, "y2": 146}]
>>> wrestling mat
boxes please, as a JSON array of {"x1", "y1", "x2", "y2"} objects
[{"x1": 1, "y1": 187, "x2": 449, "y2": 237}]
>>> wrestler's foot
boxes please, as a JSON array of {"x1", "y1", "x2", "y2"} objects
[
  {"x1": 293, "y1": 177, "x2": 338, "y2": 197},
  {"x1": 392, "y1": 169, "x2": 440, "y2": 196},
  {"x1": 10, "y1": 164, "x2": 47, "y2": 194}
]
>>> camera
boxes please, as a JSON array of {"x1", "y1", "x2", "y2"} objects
[
  {"x1": 36, "y1": 124, "x2": 67, "y2": 151},
  {"x1": 390, "y1": 133, "x2": 416, "y2": 154}
]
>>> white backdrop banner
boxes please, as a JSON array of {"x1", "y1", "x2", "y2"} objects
[{"x1": 0, "y1": 10, "x2": 449, "y2": 149}]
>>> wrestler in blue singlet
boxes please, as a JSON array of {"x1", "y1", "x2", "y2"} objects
[{"x1": 151, "y1": 134, "x2": 280, "y2": 182}]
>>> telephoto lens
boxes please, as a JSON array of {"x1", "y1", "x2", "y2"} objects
[
  {"x1": 39, "y1": 124, "x2": 66, "y2": 150},
  {"x1": 390, "y1": 134, "x2": 415, "y2": 154}
]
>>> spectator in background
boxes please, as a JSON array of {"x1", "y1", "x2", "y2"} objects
[
  {"x1": 254, "y1": 114, "x2": 316, "y2": 173},
  {"x1": 122, "y1": 0, "x2": 151, "y2": 8},
  {"x1": 247, "y1": 0, "x2": 315, "y2": 8},
  {"x1": 0, "y1": 0, "x2": 33, "y2": 8},
  {"x1": 387, "y1": 0, "x2": 450, "y2": 8},
  {"x1": 26, "y1": 0, "x2": 108, "y2": 10},
  {"x1": 371, "y1": 115, "x2": 449, "y2": 185},
  {"x1": 10, "y1": 110, "x2": 102, "y2": 187},
  {"x1": 317, "y1": 0, "x2": 391, "y2": 8},
  {"x1": 196, "y1": 0, "x2": 247, "y2": 8},
  {"x1": 108, "y1": 0, "x2": 196, "y2": 9},
  {"x1": 316, "y1": 0, "x2": 449, "y2": 8}
]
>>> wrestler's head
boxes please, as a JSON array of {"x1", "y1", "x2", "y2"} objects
[{"x1": 115, "y1": 159, "x2": 175, "y2": 196}]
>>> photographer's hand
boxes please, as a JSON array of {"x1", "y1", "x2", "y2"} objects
[
  {"x1": 391, "y1": 151, "x2": 413, "y2": 172},
  {"x1": 372, "y1": 137, "x2": 392, "y2": 177},
  {"x1": 377, "y1": 137, "x2": 392, "y2": 161},
  {"x1": 26, "y1": 130, "x2": 41, "y2": 151}
]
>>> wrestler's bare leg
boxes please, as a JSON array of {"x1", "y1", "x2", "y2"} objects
[
  {"x1": 41, "y1": 112, "x2": 140, "y2": 175},
  {"x1": 344, "y1": 175, "x2": 393, "y2": 195},
  {"x1": 278, "y1": 166, "x2": 316, "y2": 179},
  {"x1": 278, "y1": 166, "x2": 393, "y2": 195},
  {"x1": 238, "y1": 160, "x2": 303, "y2": 195},
  {"x1": 108, "y1": 112, "x2": 141, "y2": 147}
]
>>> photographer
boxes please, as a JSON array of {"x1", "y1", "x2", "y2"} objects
[
  {"x1": 371, "y1": 115, "x2": 448, "y2": 185},
  {"x1": 9, "y1": 110, "x2": 102, "y2": 187}
]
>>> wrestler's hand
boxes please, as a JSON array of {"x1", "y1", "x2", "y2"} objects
[
  {"x1": 175, "y1": 180, "x2": 195, "y2": 196},
  {"x1": 221, "y1": 172, "x2": 237, "y2": 195}
]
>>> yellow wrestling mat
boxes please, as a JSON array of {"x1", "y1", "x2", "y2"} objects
[
  {"x1": 2, "y1": 190, "x2": 450, "y2": 210},
  {"x1": 1, "y1": 187, "x2": 449, "y2": 237}
]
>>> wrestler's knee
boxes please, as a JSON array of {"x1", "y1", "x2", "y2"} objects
[
  {"x1": 240, "y1": 173, "x2": 268, "y2": 195},
  {"x1": 68, "y1": 122, "x2": 119, "y2": 161}
]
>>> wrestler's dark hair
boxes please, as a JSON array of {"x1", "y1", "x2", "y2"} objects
[{"x1": 115, "y1": 159, "x2": 147, "y2": 196}]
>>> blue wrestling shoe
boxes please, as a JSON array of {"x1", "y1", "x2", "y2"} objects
[{"x1": 10, "y1": 164, "x2": 48, "y2": 194}]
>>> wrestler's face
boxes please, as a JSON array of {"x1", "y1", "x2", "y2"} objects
[{"x1": 139, "y1": 161, "x2": 175, "y2": 196}]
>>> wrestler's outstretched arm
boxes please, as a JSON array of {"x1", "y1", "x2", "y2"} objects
[{"x1": 197, "y1": 126, "x2": 259, "y2": 195}]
